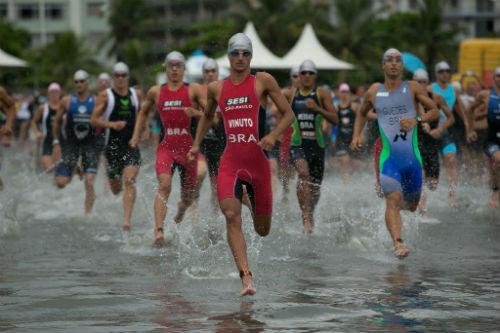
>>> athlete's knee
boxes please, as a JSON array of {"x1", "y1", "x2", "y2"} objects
[
  {"x1": 55, "y1": 176, "x2": 68, "y2": 188},
  {"x1": 492, "y1": 153, "x2": 500, "y2": 165},
  {"x1": 124, "y1": 177, "x2": 136, "y2": 188},
  {"x1": 254, "y1": 218, "x2": 271, "y2": 236},
  {"x1": 222, "y1": 208, "x2": 240, "y2": 222},
  {"x1": 157, "y1": 179, "x2": 172, "y2": 195},
  {"x1": 406, "y1": 201, "x2": 419, "y2": 212}
]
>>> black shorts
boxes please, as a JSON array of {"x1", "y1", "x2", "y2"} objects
[
  {"x1": 471, "y1": 129, "x2": 488, "y2": 152},
  {"x1": 200, "y1": 138, "x2": 225, "y2": 177},
  {"x1": 55, "y1": 140, "x2": 99, "y2": 177},
  {"x1": 419, "y1": 142, "x2": 440, "y2": 179},
  {"x1": 290, "y1": 141, "x2": 325, "y2": 185},
  {"x1": 105, "y1": 142, "x2": 141, "y2": 179}
]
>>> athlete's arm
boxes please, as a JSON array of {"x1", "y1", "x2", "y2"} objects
[
  {"x1": 314, "y1": 87, "x2": 338, "y2": 124},
  {"x1": 130, "y1": 85, "x2": 158, "y2": 148},
  {"x1": 453, "y1": 87, "x2": 476, "y2": 141},
  {"x1": 259, "y1": 73, "x2": 295, "y2": 151},
  {"x1": 52, "y1": 96, "x2": 69, "y2": 142},
  {"x1": 469, "y1": 90, "x2": 488, "y2": 121},
  {"x1": 401, "y1": 81, "x2": 439, "y2": 131},
  {"x1": 351, "y1": 83, "x2": 376, "y2": 150},
  {"x1": 0, "y1": 86, "x2": 15, "y2": 135},
  {"x1": 31, "y1": 105, "x2": 44, "y2": 140},
  {"x1": 186, "y1": 83, "x2": 205, "y2": 119},
  {"x1": 188, "y1": 81, "x2": 219, "y2": 160}
]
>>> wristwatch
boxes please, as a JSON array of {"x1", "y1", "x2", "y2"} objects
[
  {"x1": 52, "y1": 139, "x2": 60, "y2": 145},
  {"x1": 415, "y1": 116, "x2": 422, "y2": 123}
]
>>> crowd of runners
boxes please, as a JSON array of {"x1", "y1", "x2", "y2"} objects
[{"x1": 1, "y1": 33, "x2": 499, "y2": 296}]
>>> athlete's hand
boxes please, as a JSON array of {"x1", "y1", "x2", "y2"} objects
[
  {"x1": 400, "y1": 118, "x2": 417, "y2": 132},
  {"x1": 350, "y1": 135, "x2": 363, "y2": 151},
  {"x1": 129, "y1": 136, "x2": 139, "y2": 148},
  {"x1": 305, "y1": 98, "x2": 319, "y2": 111},
  {"x1": 35, "y1": 130, "x2": 43, "y2": 141},
  {"x1": 421, "y1": 123, "x2": 431, "y2": 133},
  {"x1": 52, "y1": 143, "x2": 61, "y2": 157},
  {"x1": 258, "y1": 133, "x2": 277, "y2": 151},
  {"x1": 187, "y1": 145, "x2": 199, "y2": 161},
  {"x1": 184, "y1": 107, "x2": 201, "y2": 118},
  {"x1": 429, "y1": 128, "x2": 443, "y2": 139},
  {"x1": 111, "y1": 121, "x2": 127, "y2": 131},
  {"x1": 466, "y1": 130, "x2": 477, "y2": 143}
]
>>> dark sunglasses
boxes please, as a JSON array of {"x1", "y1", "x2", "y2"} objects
[
  {"x1": 204, "y1": 69, "x2": 217, "y2": 74},
  {"x1": 438, "y1": 69, "x2": 450, "y2": 74},
  {"x1": 74, "y1": 80, "x2": 86, "y2": 84},
  {"x1": 292, "y1": 74, "x2": 299, "y2": 79},
  {"x1": 114, "y1": 73, "x2": 128, "y2": 78},
  {"x1": 417, "y1": 80, "x2": 428, "y2": 84},
  {"x1": 229, "y1": 50, "x2": 252, "y2": 57},
  {"x1": 300, "y1": 71, "x2": 315, "y2": 76}
]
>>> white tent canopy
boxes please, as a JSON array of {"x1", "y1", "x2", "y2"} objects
[
  {"x1": 282, "y1": 24, "x2": 354, "y2": 70},
  {"x1": 0, "y1": 48, "x2": 27, "y2": 67},
  {"x1": 217, "y1": 22, "x2": 288, "y2": 69}
]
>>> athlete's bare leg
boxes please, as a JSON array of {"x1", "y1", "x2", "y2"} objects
[
  {"x1": 55, "y1": 175, "x2": 71, "y2": 188},
  {"x1": 122, "y1": 165, "x2": 139, "y2": 230},
  {"x1": 41, "y1": 155, "x2": 57, "y2": 172},
  {"x1": 443, "y1": 153, "x2": 457, "y2": 208},
  {"x1": 84, "y1": 173, "x2": 96, "y2": 215},
  {"x1": 189, "y1": 158, "x2": 207, "y2": 213},
  {"x1": 154, "y1": 173, "x2": 172, "y2": 245},
  {"x1": 489, "y1": 152, "x2": 500, "y2": 208},
  {"x1": 220, "y1": 198, "x2": 256, "y2": 296},
  {"x1": 209, "y1": 175, "x2": 218, "y2": 212},
  {"x1": 174, "y1": 186, "x2": 195, "y2": 224},
  {"x1": 338, "y1": 154, "x2": 350, "y2": 183},
  {"x1": 294, "y1": 158, "x2": 313, "y2": 233},
  {"x1": 385, "y1": 192, "x2": 410, "y2": 259}
]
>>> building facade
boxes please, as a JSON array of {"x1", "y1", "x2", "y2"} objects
[{"x1": 0, "y1": 0, "x2": 110, "y2": 48}]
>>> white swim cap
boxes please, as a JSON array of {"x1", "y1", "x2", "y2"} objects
[
  {"x1": 112, "y1": 62, "x2": 129, "y2": 74},
  {"x1": 290, "y1": 65, "x2": 300, "y2": 77},
  {"x1": 73, "y1": 70, "x2": 89, "y2": 81},
  {"x1": 435, "y1": 61, "x2": 450, "y2": 73},
  {"x1": 299, "y1": 59, "x2": 317, "y2": 74},
  {"x1": 202, "y1": 58, "x2": 218, "y2": 72},
  {"x1": 98, "y1": 72, "x2": 111, "y2": 81},
  {"x1": 227, "y1": 33, "x2": 253, "y2": 55},
  {"x1": 413, "y1": 68, "x2": 429, "y2": 81},
  {"x1": 494, "y1": 67, "x2": 500, "y2": 76},
  {"x1": 382, "y1": 48, "x2": 402, "y2": 65},
  {"x1": 164, "y1": 51, "x2": 186, "y2": 65}
]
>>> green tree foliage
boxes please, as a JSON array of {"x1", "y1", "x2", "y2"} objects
[{"x1": 30, "y1": 32, "x2": 100, "y2": 89}]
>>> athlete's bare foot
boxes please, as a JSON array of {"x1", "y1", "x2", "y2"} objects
[
  {"x1": 393, "y1": 240, "x2": 409, "y2": 259},
  {"x1": 122, "y1": 223, "x2": 131, "y2": 231},
  {"x1": 240, "y1": 271, "x2": 256, "y2": 296},
  {"x1": 153, "y1": 227, "x2": 165, "y2": 247},
  {"x1": 489, "y1": 191, "x2": 499, "y2": 208}
]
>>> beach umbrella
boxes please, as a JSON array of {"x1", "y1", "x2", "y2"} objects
[{"x1": 402, "y1": 52, "x2": 426, "y2": 73}]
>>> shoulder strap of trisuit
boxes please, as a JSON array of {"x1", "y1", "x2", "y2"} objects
[
  {"x1": 102, "y1": 88, "x2": 114, "y2": 122},
  {"x1": 315, "y1": 87, "x2": 324, "y2": 109},
  {"x1": 130, "y1": 87, "x2": 139, "y2": 113}
]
